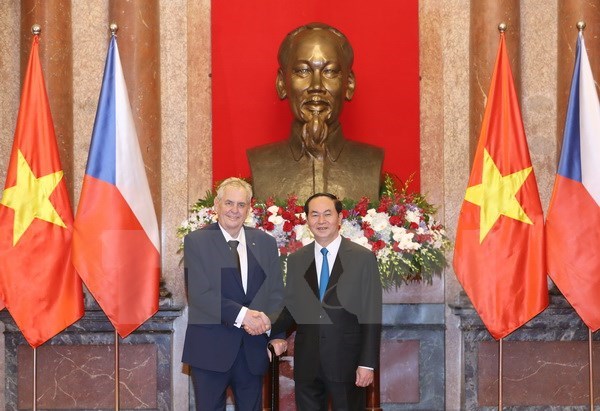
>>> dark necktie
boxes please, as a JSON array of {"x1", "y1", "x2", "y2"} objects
[
  {"x1": 319, "y1": 248, "x2": 329, "y2": 301},
  {"x1": 228, "y1": 240, "x2": 241, "y2": 274}
]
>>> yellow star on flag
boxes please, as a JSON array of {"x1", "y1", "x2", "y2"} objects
[
  {"x1": 0, "y1": 150, "x2": 66, "y2": 246},
  {"x1": 465, "y1": 148, "x2": 533, "y2": 243}
]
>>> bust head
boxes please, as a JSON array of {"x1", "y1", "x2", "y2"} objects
[
  {"x1": 276, "y1": 23, "x2": 356, "y2": 159},
  {"x1": 246, "y1": 22, "x2": 384, "y2": 202}
]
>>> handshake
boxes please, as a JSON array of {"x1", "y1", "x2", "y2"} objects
[{"x1": 241, "y1": 309, "x2": 271, "y2": 335}]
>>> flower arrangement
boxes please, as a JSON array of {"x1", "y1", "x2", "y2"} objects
[{"x1": 177, "y1": 174, "x2": 450, "y2": 290}]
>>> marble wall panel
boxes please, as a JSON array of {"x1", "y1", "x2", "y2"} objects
[
  {"x1": 18, "y1": 345, "x2": 157, "y2": 409},
  {"x1": 478, "y1": 341, "x2": 600, "y2": 407},
  {"x1": 2, "y1": 306, "x2": 181, "y2": 411},
  {"x1": 455, "y1": 293, "x2": 598, "y2": 410}
]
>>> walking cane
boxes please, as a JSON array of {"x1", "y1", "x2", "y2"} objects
[{"x1": 267, "y1": 343, "x2": 279, "y2": 411}]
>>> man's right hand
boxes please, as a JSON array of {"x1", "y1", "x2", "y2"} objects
[{"x1": 242, "y1": 310, "x2": 271, "y2": 335}]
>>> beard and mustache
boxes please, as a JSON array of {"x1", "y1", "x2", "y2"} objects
[{"x1": 300, "y1": 105, "x2": 331, "y2": 160}]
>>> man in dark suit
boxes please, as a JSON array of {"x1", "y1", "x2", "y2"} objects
[
  {"x1": 182, "y1": 177, "x2": 286, "y2": 411},
  {"x1": 271, "y1": 193, "x2": 382, "y2": 410}
]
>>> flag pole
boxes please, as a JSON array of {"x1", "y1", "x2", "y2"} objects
[
  {"x1": 32, "y1": 347, "x2": 37, "y2": 411},
  {"x1": 589, "y1": 327, "x2": 594, "y2": 409},
  {"x1": 498, "y1": 338, "x2": 503, "y2": 410},
  {"x1": 30, "y1": 22, "x2": 41, "y2": 411},
  {"x1": 576, "y1": 15, "x2": 596, "y2": 411},
  {"x1": 115, "y1": 329, "x2": 120, "y2": 411}
]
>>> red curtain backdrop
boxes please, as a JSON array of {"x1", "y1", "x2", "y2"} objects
[{"x1": 211, "y1": 0, "x2": 420, "y2": 193}]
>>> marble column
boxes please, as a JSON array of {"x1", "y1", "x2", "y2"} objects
[
  {"x1": 469, "y1": 0, "x2": 520, "y2": 161},
  {"x1": 108, "y1": 0, "x2": 162, "y2": 219},
  {"x1": 556, "y1": 1, "x2": 600, "y2": 158},
  {"x1": 20, "y1": 0, "x2": 74, "y2": 203}
]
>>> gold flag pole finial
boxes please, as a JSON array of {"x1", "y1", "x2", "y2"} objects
[
  {"x1": 577, "y1": 21, "x2": 586, "y2": 32},
  {"x1": 31, "y1": 24, "x2": 41, "y2": 36},
  {"x1": 109, "y1": 22, "x2": 118, "y2": 36},
  {"x1": 498, "y1": 22, "x2": 507, "y2": 33}
]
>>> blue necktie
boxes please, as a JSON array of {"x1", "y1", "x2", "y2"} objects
[{"x1": 319, "y1": 248, "x2": 329, "y2": 301}]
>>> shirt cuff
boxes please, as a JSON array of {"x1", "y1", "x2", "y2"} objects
[
  {"x1": 234, "y1": 306, "x2": 248, "y2": 328},
  {"x1": 359, "y1": 366, "x2": 374, "y2": 371}
]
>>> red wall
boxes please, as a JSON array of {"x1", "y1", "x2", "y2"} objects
[{"x1": 211, "y1": 0, "x2": 420, "y2": 194}]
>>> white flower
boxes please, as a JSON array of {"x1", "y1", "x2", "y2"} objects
[
  {"x1": 351, "y1": 236, "x2": 372, "y2": 250},
  {"x1": 405, "y1": 208, "x2": 421, "y2": 224},
  {"x1": 362, "y1": 209, "x2": 390, "y2": 237},
  {"x1": 392, "y1": 226, "x2": 421, "y2": 251},
  {"x1": 432, "y1": 228, "x2": 446, "y2": 249},
  {"x1": 376, "y1": 246, "x2": 392, "y2": 260},
  {"x1": 340, "y1": 220, "x2": 363, "y2": 240},
  {"x1": 267, "y1": 205, "x2": 280, "y2": 215},
  {"x1": 294, "y1": 224, "x2": 314, "y2": 245},
  {"x1": 371, "y1": 214, "x2": 390, "y2": 232},
  {"x1": 268, "y1": 214, "x2": 284, "y2": 225},
  {"x1": 362, "y1": 209, "x2": 378, "y2": 223},
  {"x1": 245, "y1": 212, "x2": 257, "y2": 226}
]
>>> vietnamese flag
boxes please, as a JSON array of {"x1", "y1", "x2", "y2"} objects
[
  {"x1": 453, "y1": 32, "x2": 548, "y2": 340},
  {"x1": 0, "y1": 35, "x2": 84, "y2": 347},
  {"x1": 72, "y1": 35, "x2": 160, "y2": 338},
  {"x1": 546, "y1": 32, "x2": 600, "y2": 331}
]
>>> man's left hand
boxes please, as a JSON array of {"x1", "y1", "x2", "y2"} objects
[
  {"x1": 355, "y1": 367, "x2": 374, "y2": 387},
  {"x1": 267, "y1": 338, "x2": 288, "y2": 361}
]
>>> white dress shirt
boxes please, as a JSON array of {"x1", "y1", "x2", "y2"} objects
[
  {"x1": 314, "y1": 234, "x2": 342, "y2": 289},
  {"x1": 218, "y1": 224, "x2": 248, "y2": 328}
]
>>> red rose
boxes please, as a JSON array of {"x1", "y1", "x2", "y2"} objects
[
  {"x1": 371, "y1": 240, "x2": 386, "y2": 251},
  {"x1": 362, "y1": 225, "x2": 375, "y2": 238},
  {"x1": 355, "y1": 197, "x2": 370, "y2": 216},
  {"x1": 283, "y1": 221, "x2": 294, "y2": 232},
  {"x1": 389, "y1": 215, "x2": 403, "y2": 226}
]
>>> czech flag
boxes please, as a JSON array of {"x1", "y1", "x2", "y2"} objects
[
  {"x1": 72, "y1": 35, "x2": 160, "y2": 338},
  {"x1": 546, "y1": 32, "x2": 600, "y2": 331}
]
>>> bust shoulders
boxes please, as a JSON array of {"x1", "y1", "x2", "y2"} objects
[{"x1": 247, "y1": 136, "x2": 383, "y2": 201}]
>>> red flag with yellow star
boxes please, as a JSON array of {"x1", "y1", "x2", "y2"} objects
[
  {"x1": 453, "y1": 33, "x2": 548, "y2": 339},
  {"x1": 0, "y1": 35, "x2": 83, "y2": 347}
]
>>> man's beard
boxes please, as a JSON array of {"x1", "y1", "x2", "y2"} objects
[{"x1": 301, "y1": 109, "x2": 329, "y2": 159}]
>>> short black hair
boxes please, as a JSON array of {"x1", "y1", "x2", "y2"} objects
[{"x1": 304, "y1": 193, "x2": 343, "y2": 215}]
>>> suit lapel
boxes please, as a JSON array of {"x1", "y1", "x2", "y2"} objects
[
  {"x1": 208, "y1": 223, "x2": 244, "y2": 292},
  {"x1": 244, "y1": 228, "x2": 266, "y2": 297},
  {"x1": 323, "y1": 238, "x2": 347, "y2": 302},
  {"x1": 327, "y1": 254, "x2": 343, "y2": 291},
  {"x1": 304, "y1": 260, "x2": 319, "y2": 300},
  {"x1": 300, "y1": 243, "x2": 319, "y2": 299}
]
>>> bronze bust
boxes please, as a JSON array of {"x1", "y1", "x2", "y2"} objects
[{"x1": 247, "y1": 22, "x2": 384, "y2": 201}]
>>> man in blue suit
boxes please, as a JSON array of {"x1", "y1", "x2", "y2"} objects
[{"x1": 182, "y1": 177, "x2": 286, "y2": 411}]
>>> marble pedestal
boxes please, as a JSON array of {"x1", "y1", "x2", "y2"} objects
[
  {"x1": 1, "y1": 302, "x2": 183, "y2": 410},
  {"x1": 453, "y1": 291, "x2": 600, "y2": 410}
]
